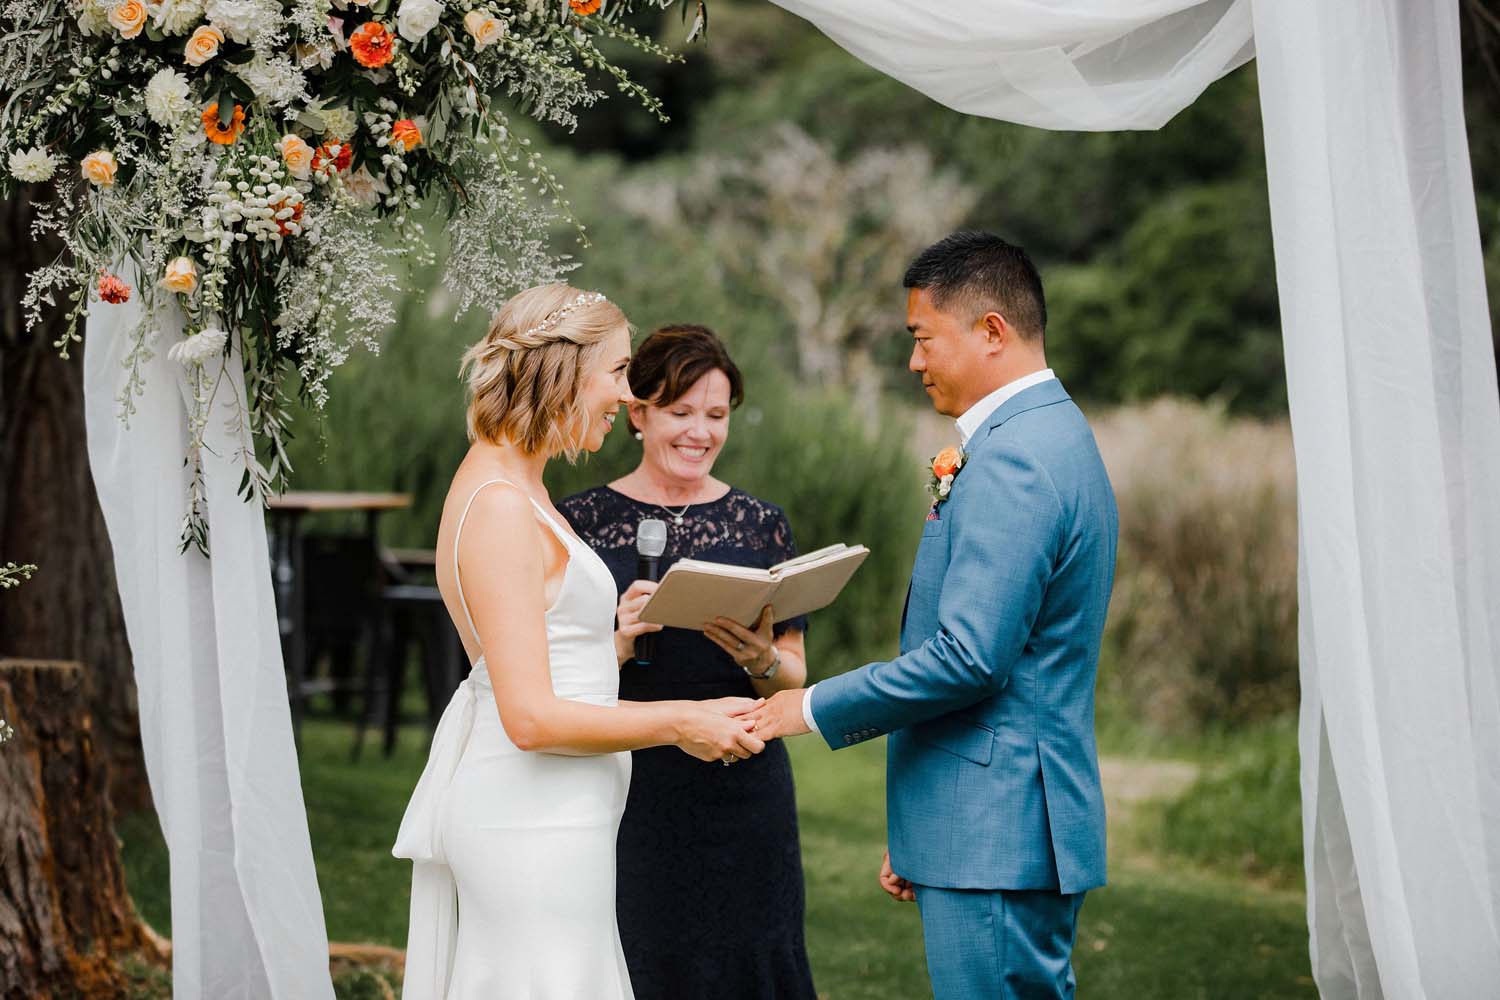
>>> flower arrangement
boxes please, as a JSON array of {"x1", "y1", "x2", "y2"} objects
[
  {"x1": 1, "y1": 0, "x2": 698, "y2": 551},
  {"x1": 0, "y1": 718, "x2": 13, "y2": 747},
  {"x1": 925, "y1": 444, "x2": 964, "y2": 515}
]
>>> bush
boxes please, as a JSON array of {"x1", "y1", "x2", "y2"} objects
[{"x1": 1094, "y1": 398, "x2": 1298, "y2": 733}]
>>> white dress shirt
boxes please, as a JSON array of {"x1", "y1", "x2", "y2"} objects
[{"x1": 801, "y1": 368, "x2": 1058, "y2": 737}]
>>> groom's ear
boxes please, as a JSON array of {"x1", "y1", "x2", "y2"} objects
[{"x1": 978, "y1": 310, "x2": 1011, "y2": 353}]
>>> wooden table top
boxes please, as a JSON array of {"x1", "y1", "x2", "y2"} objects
[{"x1": 267, "y1": 491, "x2": 413, "y2": 512}]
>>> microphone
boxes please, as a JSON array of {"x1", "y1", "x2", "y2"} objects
[{"x1": 634, "y1": 518, "x2": 668, "y2": 664}]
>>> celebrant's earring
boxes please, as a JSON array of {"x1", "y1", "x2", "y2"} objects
[{"x1": 633, "y1": 430, "x2": 643, "y2": 441}]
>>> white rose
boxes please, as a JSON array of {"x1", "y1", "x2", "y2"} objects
[
  {"x1": 204, "y1": 0, "x2": 259, "y2": 43},
  {"x1": 144, "y1": 67, "x2": 193, "y2": 127},
  {"x1": 937, "y1": 473, "x2": 954, "y2": 497},
  {"x1": 8, "y1": 147, "x2": 59, "y2": 183},
  {"x1": 396, "y1": 0, "x2": 444, "y2": 42},
  {"x1": 167, "y1": 327, "x2": 228, "y2": 366},
  {"x1": 150, "y1": 0, "x2": 205, "y2": 34}
]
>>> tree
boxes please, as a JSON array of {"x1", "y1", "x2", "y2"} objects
[
  {"x1": 618, "y1": 125, "x2": 978, "y2": 406},
  {"x1": 0, "y1": 190, "x2": 147, "y2": 812}
]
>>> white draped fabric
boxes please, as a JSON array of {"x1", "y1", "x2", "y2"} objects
[
  {"x1": 769, "y1": 0, "x2": 1500, "y2": 995},
  {"x1": 83, "y1": 283, "x2": 335, "y2": 1000}
]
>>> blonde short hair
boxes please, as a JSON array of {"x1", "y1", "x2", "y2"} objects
[{"x1": 461, "y1": 283, "x2": 629, "y2": 460}]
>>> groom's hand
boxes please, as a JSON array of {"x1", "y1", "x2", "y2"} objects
[
  {"x1": 879, "y1": 850, "x2": 916, "y2": 903},
  {"x1": 743, "y1": 688, "x2": 810, "y2": 740}
]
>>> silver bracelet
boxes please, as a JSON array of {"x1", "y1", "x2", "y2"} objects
[{"x1": 745, "y1": 648, "x2": 780, "y2": 680}]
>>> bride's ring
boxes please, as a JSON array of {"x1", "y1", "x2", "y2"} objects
[
  {"x1": 736, "y1": 641, "x2": 746, "y2": 652},
  {"x1": 722, "y1": 755, "x2": 737, "y2": 766}
]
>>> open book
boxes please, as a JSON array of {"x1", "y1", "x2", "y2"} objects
[{"x1": 639, "y1": 543, "x2": 870, "y2": 630}]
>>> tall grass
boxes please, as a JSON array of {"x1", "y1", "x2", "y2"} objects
[{"x1": 1093, "y1": 398, "x2": 1298, "y2": 734}]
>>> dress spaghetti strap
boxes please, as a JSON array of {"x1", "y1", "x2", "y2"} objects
[{"x1": 451, "y1": 478, "x2": 576, "y2": 646}]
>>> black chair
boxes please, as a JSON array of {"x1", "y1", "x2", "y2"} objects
[
  {"x1": 297, "y1": 534, "x2": 387, "y2": 723},
  {"x1": 354, "y1": 549, "x2": 466, "y2": 759}
]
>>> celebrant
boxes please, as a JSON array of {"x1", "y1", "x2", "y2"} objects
[{"x1": 559, "y1": 324, "x2": 817, "y2": 1000}]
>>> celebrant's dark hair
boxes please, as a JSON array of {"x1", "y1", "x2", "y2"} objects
[
  {"x1": 627, "y1": 325, "x2": 745, "y2": 420},
  {"x1": 904, "y1": 231, "x2": 1047, "y2": 342}
]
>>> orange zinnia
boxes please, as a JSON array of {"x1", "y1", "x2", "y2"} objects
[
  {"x1": 350, "y1": 21, "x2": 395, "y2": 68},
  {"x1": 569, "y1": 0, "x2": 601, "y2": 13},
  {"x1": 312, "y1": 141, "x2": 353, "y2": 173},
  {"x1": 202, "y1": 103, "x2": 246, "y2": 145}
]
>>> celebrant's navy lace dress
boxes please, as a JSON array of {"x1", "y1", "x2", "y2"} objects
[{"x1": 559, "y1": 486, "x2": 817, "y2": 1000}]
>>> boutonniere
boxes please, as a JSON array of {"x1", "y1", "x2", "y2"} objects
[{"x1": 925, "y1": 445, "x2": 966, "y2": 518}]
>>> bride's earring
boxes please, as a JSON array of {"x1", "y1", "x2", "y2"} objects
[{"x1": 633, "y1": 429, "x2": 643, "y2": 441}]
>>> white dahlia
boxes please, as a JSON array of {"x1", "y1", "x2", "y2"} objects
[
  {"x1": 8, "y1": 146, "x2": 59, "y2": 183},
  {"x1": 145, "y1": 68, "x2": 194, "y2": 128},
  {"x1": 152, "y1": 0, "x2": 207, "y2": 35}
]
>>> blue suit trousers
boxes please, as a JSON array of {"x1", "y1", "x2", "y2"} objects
[{"x1": 914, "y1": 885, "x2": 1086, "y2": 1000}]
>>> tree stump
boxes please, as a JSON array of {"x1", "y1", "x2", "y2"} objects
[{"x1": 0, "y1": 659, "x2": 150, "y2": 998}]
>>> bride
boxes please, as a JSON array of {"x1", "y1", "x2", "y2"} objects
[{"x1": 393, "y1": 283, "x2": 766, "y2": 999}]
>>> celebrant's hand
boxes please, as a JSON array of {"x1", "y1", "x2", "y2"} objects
[
  {"x1": 615, "y1": 579, "x2": 664, "y2": 664},
  {"x1": 879, "y1": 850, "x2": 916, "y2": 903},
  {"x1": 742, "y1": 688, "x2": 810, "y2": 740},
  {"x1": 704, "y1": 604, "x2": 777, "y2": 673},
  {"x1": 701, "y1": 696, "x2": 765, "y2": 717}
]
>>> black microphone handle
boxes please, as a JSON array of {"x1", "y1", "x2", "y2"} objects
[{"x1": 634, "y1": 554, "x2": 660, "y2": 664}]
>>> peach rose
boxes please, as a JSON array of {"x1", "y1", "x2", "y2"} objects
[
  {"x1": 184, "y1": 24, "x2": 225, "y2": 67},
  {"x1": 108, "y1": 0, "x2": 147, "y2": 38},
  {"x1": 278, "y1": 134, "x2": 314, "y2": 179},
  {"x1": 390, "y1": 119, "x2": 421, "y2": 153},
  {"x1": 80, "y1": 149, "x2": 118, "y2": 186},
  {"x1": 932, "y1": 446, "x2": 962, "y2": 479},
  {"x1": 463, "y1": 9, "x2": 504, "y2": 49},
  {"x1": 161, "y1": 256, "x2": 199, "y2": 295}
]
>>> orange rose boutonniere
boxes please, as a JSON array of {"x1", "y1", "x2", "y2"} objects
[{"x1": 926, "y1": 445, "x2": 966, "y2": 517}]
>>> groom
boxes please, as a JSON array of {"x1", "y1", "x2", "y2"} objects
[{"x1": 748, "y1": 232, "x2": 1117, "y2": 998}]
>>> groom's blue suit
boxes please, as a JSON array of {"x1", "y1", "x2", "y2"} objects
[{"x1": 810, "y1": 378, "x2": 1117, "y2": 999}]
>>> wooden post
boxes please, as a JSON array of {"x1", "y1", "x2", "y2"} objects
[{"x1": 0, "y1": 659, "x2": 151, "y2": 998}]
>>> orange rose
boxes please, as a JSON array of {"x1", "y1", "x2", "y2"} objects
[
  {"x1": 932, "y1": 446, "x2": 962, "y2": 479},
  {"x1": 184, "y1": 24, "x2": 224, "y2": 67},
  {"x1": 349, "y1": 21, "x2": 395, "y2": 68},
  {"x1": 569, "y1": 0, "x2": 601, "y2": 13},
  {"x1": 390, "y1": 119, "x2": 421, "y2": 153},
  {"x1": 98, "y1": 272, "x2": 131, "y2": 304},
  {"x1": 108, "y1": 0, "x2": 147, "y2": 38},
  {"x1": 161, "y1": 256, "x2": 199, "y2": 294},
  {"x1": 202, "y1": 103, "x2": 246, "y2": 145}
]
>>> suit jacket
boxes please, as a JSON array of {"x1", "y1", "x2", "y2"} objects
[{"x1": 810, "y1": 379, "x2": 1117, "y2": 894}]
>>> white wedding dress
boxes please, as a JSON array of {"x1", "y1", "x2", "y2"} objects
[{"x1": 393, "y1": 479, "x2": 634, "y2": 999}]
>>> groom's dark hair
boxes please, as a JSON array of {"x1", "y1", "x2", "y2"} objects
[{"x1": 904, "y1": 232, "x2": 1046, "y2": 342}]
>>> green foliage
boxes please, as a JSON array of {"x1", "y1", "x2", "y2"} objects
[{"x1": 1151, "y1": 716, "x2": 1304, "y2": 887}]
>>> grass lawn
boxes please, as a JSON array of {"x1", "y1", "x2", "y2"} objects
[{"x1": 119, "y1": 720, "x2": 1314, "y2": 998}]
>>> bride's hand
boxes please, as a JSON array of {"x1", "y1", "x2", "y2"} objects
[
  {"x1": 675, "y1": 705, "x2": 766, "y2": 764},
  {"x1": 614, "y1": 579, "x2": 663, "y2": 665}
]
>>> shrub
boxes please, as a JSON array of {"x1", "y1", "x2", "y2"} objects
[{"x1": 1094, "y1": 398, "x2": 1298, "y2": 733}]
